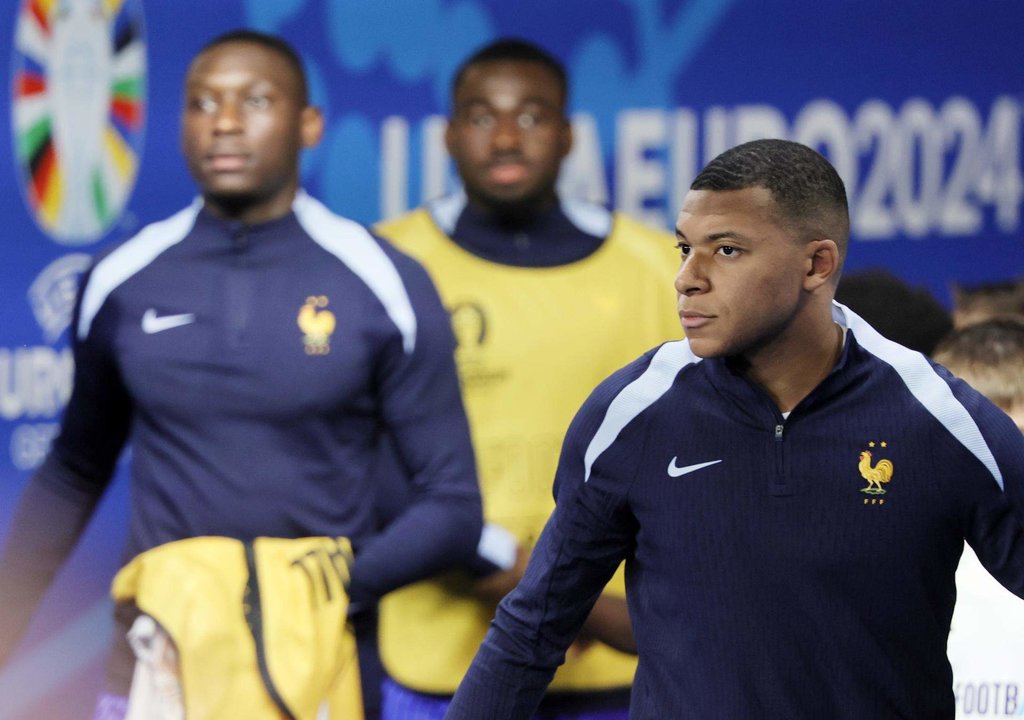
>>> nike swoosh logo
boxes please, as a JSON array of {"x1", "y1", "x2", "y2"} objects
[
  {"x1": 141, "y1": 308, "x2": 196, "y2": 334},
  {"x1": 667, "y1": 458, "x2": 722, "y2": 478}
]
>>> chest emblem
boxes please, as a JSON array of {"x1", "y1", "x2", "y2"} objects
[
  {"x1": 858, "y1": 441, "x2": 893, "y2": 500},
  {"x1": 450, "y1": 301, "x2": 487, "y2": 349},
  {"x1": 447, "y1": 300, "x2": 508, "y2": 391},
  {"x1": 297, "y1": 295, "x2": 336, "y2": 355}
]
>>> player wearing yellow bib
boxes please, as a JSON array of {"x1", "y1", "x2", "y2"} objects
[{"x1": 374, "y1": 39, "x2": 681, "y2": 720}]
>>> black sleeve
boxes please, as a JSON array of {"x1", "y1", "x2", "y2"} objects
[
  {"x1": 346, "y1": 255, "x2": 483, "y2": 606},
  {"x1": 0, "y1": 279, "x2": 132, "y2": 665},
  {"x1": 954, "y1": 382, "x2": 1024, "y2": 598}
]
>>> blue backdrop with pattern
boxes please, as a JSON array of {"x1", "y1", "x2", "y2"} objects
[{"x1": 0, "y1": 1, "x2": 1021, "y2": 717}]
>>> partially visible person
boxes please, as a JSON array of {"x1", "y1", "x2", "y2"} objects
[
  {"x1": 835, "y1": 267, "x2": 952, "y2": 355},
  {"x1": 444, "y1": 139, "x2": 1024, "y2": 719},
  {"x1": 374, "y1": 38, "x2": 680, "y2": 720},
  {"x1": 0, "y1": 30, "x2": 482, "y2": 719},
  {"x1": 934, "y1": 318, "x2": 1024, "y2": 433},
  {"x1": 933, "y1": 318, "x2": 1024, "y2": 718},
  {"x1": 951, "y1": 277, "x2": 1024, "y2": 329}
]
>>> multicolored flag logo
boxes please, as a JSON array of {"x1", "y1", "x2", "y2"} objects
[{"x1": 12, "y1": 0, "x2": 147, "y2": 244}]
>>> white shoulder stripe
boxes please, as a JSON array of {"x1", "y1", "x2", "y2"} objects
[
  {"x1": 560, "y1": 199, "x2": 613, "y2": 238},
  {"x1": 584, "y1": 340, "x2": 701, "y2": 482},
  {"x1": 77, "y1": 200, "x2": 202, "y2": 340},
  {"x1": 293, "y1": 191, "x2": 417, "y2": 353},
  {"x1": 835, "y1": 301, "x2": 1004, "y2": 490},
  {"x1": 427, "y1": 191, "x2": 467, "y2": 235}
]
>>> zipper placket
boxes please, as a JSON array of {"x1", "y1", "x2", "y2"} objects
[
  {"x1": 226, "y1": 226, "x2": 253, "y2": 348},
  {"x1": 770, "y1": 418, "x2": 793, "y2": 496}
]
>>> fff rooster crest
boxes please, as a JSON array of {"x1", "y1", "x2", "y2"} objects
[
  {"x1": 298, "y1": 295, "x2": 336, "y2": 356},
  {"x1": 858, "y1": 441, "x2": 893, "y2": 500}
]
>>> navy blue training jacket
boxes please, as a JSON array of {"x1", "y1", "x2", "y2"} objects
[
  {"x1": 446, "y1": 303, "x2": 1024, "y2": 719},
  {"x1": 0, "y1": 192, "x2": 482, "y2": 655}
]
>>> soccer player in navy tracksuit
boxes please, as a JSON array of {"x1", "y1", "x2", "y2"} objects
[
  {"x1": 0, "y1": 31, "x2": 481, "y2": 720},
  {"x1": 444, "y1": 139, "x2": 1024, "y2": 719}
]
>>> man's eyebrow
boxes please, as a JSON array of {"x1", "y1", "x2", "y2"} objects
[
  {"x1": 454, "y1": 98, "x2": 492, "y2": 113},
  {"x1": 707, "y1": 231, "x2": 748, "y2": 242},
  {"x1": 675, "y1": 229, "x2": 749, "y2": 242},
  {"x1": 519, "y1": 96, "x2": 560, "y2": 109},
  {"x1": 457, "y1": 96, "x2": 559, "y2": 110}
]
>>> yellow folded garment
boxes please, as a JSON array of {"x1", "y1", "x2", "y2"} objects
[{"x1": 111, "y1": 536, "x2": 363, "y2": 720}]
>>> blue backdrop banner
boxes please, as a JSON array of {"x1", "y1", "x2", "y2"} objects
[{"x1": 0, "y1": 2, "x2": 1021, "y2": 718}]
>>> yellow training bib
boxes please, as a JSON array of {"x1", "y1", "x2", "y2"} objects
[{"x1": 376, "y1": 206, "x2": 681, "y2": 693}]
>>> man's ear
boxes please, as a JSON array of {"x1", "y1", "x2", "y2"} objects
[
  {"x1": 444, "y1": 119, "x2": 456, "y2": 156},
  {"x1": 559, "y1": 116, "x2": 573, "y2": 160},
  {"x1": 300, "y1": 106, "x2": 325, "y2": 149},
  {"x1": 803, "y1": 239, "x2": 840, "y2": 291}
]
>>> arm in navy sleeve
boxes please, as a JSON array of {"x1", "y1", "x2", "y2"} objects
[
  {"x1": 0, "y1": 279, "x2": 132, "y2": 665},
  {"x1": 346, "y1": 254, "x2": 483, "y2": 605},
  {"x1": 445, "y1": 370, "x2": 641, "y2": 719},
  {"x1": 952, "y1": 379, "x2": 1024, "y2": 598}
]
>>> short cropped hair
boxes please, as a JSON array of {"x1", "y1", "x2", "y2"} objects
[
  {"x1": 451, "y1": 38, "x2": 568, "y2": 109},
  {"x1": 195, "y1": 29, "x2": 309, "y2": 105},
  {"x1": 691, "y1": 139, "x2": 850, "y2": 263},
  {"x1": 933, "y1": 317, "x2": 1024, "y2": 409},
  {"x1": 952, "y1": 278, "x2": 1024, "y2": 328},
  {"x1": 835, "y1": 269, "x2": 952, "y2": 355}
]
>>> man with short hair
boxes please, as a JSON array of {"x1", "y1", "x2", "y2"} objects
[
  {"x1": 934, "y1": 318, "x2": 1024, "y2": 432},
  {"x1": 375, "y1": 38, "x2": 680, "y2": 720},
  {"x1": 0, "y1": 30, "x2": 482, "y2": 719},
  {"x1": 444, "y1": 139, "x2": 1024, "y2": 719},
  {"x1": 952, "y1": 278, "x2": 1024, "y2": 329},
  {"x1": 834, "y1": 268, "x2": 952, "y2": 355}
]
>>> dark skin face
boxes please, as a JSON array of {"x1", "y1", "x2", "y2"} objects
[
  {"x1": 675, "y1": 186, "x2": 842, "y2": 411},
  {"x1": 180, "y1": 40, "x2": 323, "y2": 224},
  {"x1": 446, "y1": 60, "x2": 572, "y2": 221},
  {"x1": 674, "y1": 187, "x2": 813, "y2": 360}
]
